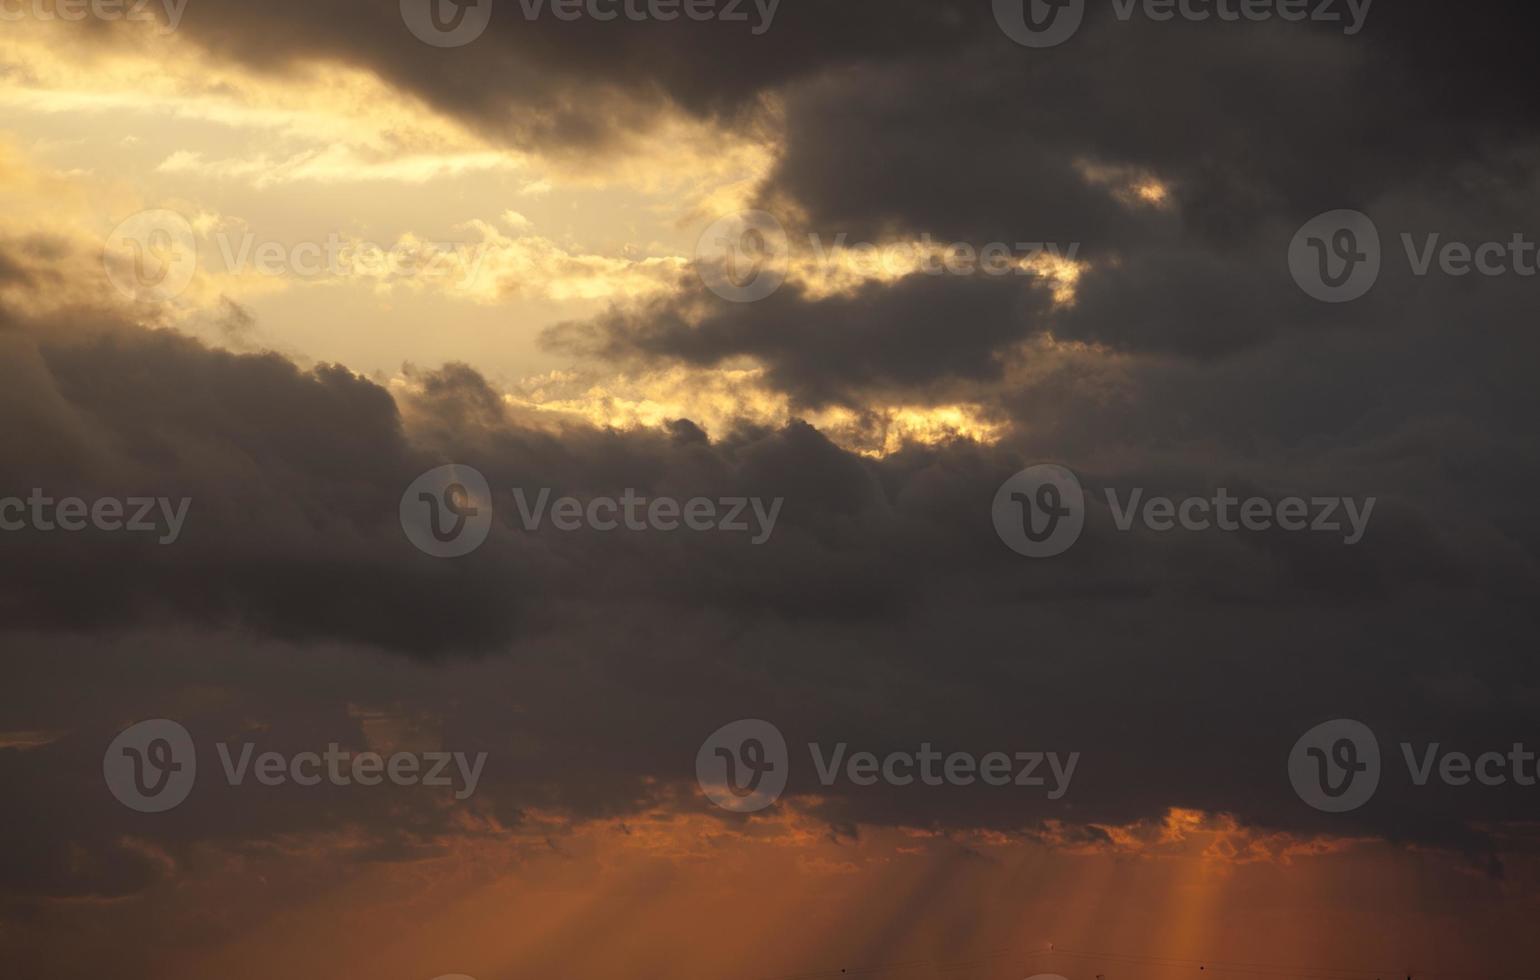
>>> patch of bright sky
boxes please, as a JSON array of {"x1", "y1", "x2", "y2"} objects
[
  {"x1": 0, "y1": 18, "x2": 773, "y2": 387},
  {"x1": 1, "y1": 19, "x2": 1124, "y2": 450}
]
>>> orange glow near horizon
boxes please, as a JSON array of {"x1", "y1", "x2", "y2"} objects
[{"x1": 44, "y1": 803, "x2": 1524, "y2": 980}]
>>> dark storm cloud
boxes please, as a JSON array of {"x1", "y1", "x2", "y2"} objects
[
  {"x1": 4, "y1": 242, "x2": 1540, "y2": 904},
  {"x1": 154, "y1": 0, "x2": 992, "y2": 152},
  {"x1": 0, "y1": 294, "x2": 904, "y2": 654},
  {"x1": 5, "y1": 265, "x2": 1062, "y2": 653},
  {"x1": 0, "y1": 633, "x2": 517, "y2": 903},
  {"x1": 761, "y1": 24, "x2": 1456, "y2": 243},
  {"x1": 537, "y1": 5, "x2": 1540, "y2": 385},
  {"x1": 115, "y1": 1, "x2": 1540, "y2": 162},
  {"x1": 0, "y1": 302, "x2": 519, "y2": 655},
  {"x1": 548, "y1": 272, "x2": 1061, "y2": 406}
]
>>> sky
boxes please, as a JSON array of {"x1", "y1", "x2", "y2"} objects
[{"x1": 2, "y1": 1, "x2": 1540, "y2": 978}]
